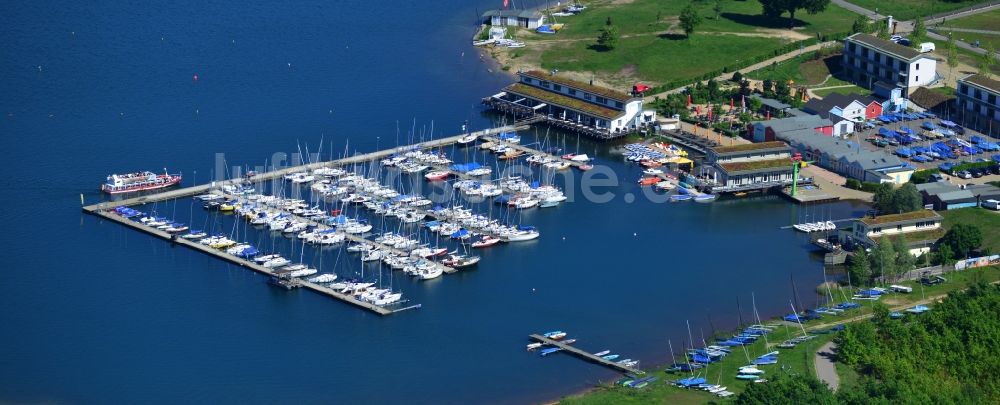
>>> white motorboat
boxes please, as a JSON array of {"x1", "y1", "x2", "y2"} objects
[
  {"x1": 307, "y1": 273, "x2": 338, "y2": 283},
  {"x1": 419, "y1": 267, "x2": 443, "y2": 280},
  {"x1": 263, "y1": 257, "x2": 291, "y2": 268}
]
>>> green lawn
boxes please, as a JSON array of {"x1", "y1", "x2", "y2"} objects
[
  {"x1": 539, "y1": 32, "x2": 784, "y2": 85},
  {"x1": 844, "y1": 0, "x2": 985, "y2": 21},
  {"x1": 949, "y1": 31, "x2": 1000, "y2": 51},
  {"x1": 539, "y1": 0, "x2": 858, "y2": 40},
  {"x1": 510, "y1": 0, "x2": 861, "y2": 87},
  {"x1": 930, "y1": 86, "x2": 956, "y2": 97},
  {"x1": 935, "y1": 8, "x2": 1000, "y2": 31},
  {"x1": 812, "y1": 85, "x2": 873, "y2": 98},
  {"x1": 941, "y1": 207, "x2": 1000, "y2": 253},
  {"x1": 746, "y1": 52, "x2": 850, "y2": 87}
]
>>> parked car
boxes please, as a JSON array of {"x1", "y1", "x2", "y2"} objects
[
  {"x1": 971, "y1": 168, "x2": 984, "y2": 178},
  {"x1": 920, "y1": 275, "x2": 946, "y2": 285},
  {"x1": 957, "y1": 170, "x2": 973, "y2": 179},
  {"x1": 984, "y1": 199, "x2": 1000, "y2": 211},
  {"x1": 990, "y1": 164, "x2": 1000, "y2": 175},
  {"x1": 919, "y1": 42, "x2": 936, "y2": 53}
]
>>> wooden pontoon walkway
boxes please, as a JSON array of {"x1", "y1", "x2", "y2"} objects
[
  {"x1": 81, "y1": 125, "x2": 522, "y2": 315},
  {"x1": 87, "y1": 205, "x2": 395, "y2": 315},
  {"x1": 528, "y1": 334, "x2": 644, "y2": 375}
]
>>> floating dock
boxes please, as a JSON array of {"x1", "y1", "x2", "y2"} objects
[
  {"x1": 528, "y1": 334, "x2": 644, "y2": 375},
  {"x1": 82, "y1": 125, "x2": 525, "y2": 315}
]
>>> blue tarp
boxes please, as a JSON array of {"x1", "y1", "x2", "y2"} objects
[
  {"x1": 449, "y1": 162, "x2": 483, "y2": 172},
  {"x1": 878, "y1": 127, "x2": 895, "y2": 137},
  {"x1": 896, "y1": 148, "x2": 913, "y2": 157},
  {"x1": 898, "y1": 127, "x2": 914, "y2": 135}
]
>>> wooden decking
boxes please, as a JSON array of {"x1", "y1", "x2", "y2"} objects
[{"x1": 528, "y1": 334, "x2": 644, "y2": 375}]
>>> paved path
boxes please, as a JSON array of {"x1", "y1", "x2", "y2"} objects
[
  {"x1": 933, "y1": 27, "x2": 1000, "y2": 35},
  {"x1": 832, "y1": 0, "x2": 1000, "y2": 57},
  {"x1": 815, "y1": 342, "x2": 841, "y2": 391},
  {"x1": 647, "y1": 41, "x2": 836, "y2": 98}
]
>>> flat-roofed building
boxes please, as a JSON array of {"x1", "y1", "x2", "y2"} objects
[
  {"x1": 851, "y1": 210, "x2": 944, "y2": 255},
  {"x1": 703, "y1": 142, "x2": 797, "y2": 193},
  {"x1": 843, "y1": 33, "x2": 937, "y2": 97},
  {"x1": 483, "y1": 70, "x2": 656, "y2": 139},
  {"x1": 956, "y1": 73, "x2": 1000, "y2": 136},
  {"x1": 481, "y1": 10, "x2": 545, "y2": 29}
]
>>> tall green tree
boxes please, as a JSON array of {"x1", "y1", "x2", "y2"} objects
[
  {"x1": 679, "y1": 3, "x2": 703, "y2": 38},
  {"x1": 758, "y1": 0, "x2": 831, "y2": 29},
  {"x1": 873, "y1": 237, "x2": 896, "y2": 282},
  {"x1": 874, "y1": 19, "x2": 890, "y2": 39},
  {"x1": 891, "y1": 183, "x2": 923, "y2": 213},
  {"x1": 849, "y1": 247, "x2": 872, "y2": 287},
  {"x1": 872, "y1": 183, "x2": 895, "y2": 213},
  {"x1": 736, "y1": 373, "x2": 838, "y2": 405},
  {"x1": 851, "y1": 15, "x2": 872, "y2": 34},
  {"x1": 937, "y1": 244, "x2": 955, "y2": 268},
  {"x1": 979, "y1": 44, "x2": 997, "y2": 78},
  {"x1": 940, "y1": 224, "x2": 983, "y2": 258},
  {"x1": 910, "y1": 18, "x2": 927, "y2": 46},
  {"x1": 893, "y1": 235, "x2": 915, "y2": 279},
  {"x1": 713, "y1": 0, "x2": 723, "y2": 20},
  {"x1": 947, "y1": 34, "x2": 960, "y2": 77},
  {"x1": 597, "y1": 25, "x2": 620, "y2": 50}
]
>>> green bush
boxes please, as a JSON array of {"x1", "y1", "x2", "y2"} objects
[
  {"x1": 910, "y1": 169, "x2": 938, "y2": 184},
  {"x1": 846, "y1": 178, "x2": 862, "y2": 190},
  {"x1": 860, "y1": 181, "x2": 882, "y2": 193}
]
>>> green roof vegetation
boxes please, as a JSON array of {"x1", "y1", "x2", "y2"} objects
[
  {"x1": 713, "y1": 140, "x2": 788, "y2": 154},
  {"x1": 522, "y1": 70, "x2": 633, "y2": 102},
  {"x1": 718, "y1": 157, "x2": 791, "y2": 173},
  {"x1": 505, "y1": 83, "x2": 622, "y2": 120},
  {"x1": 859, "y1": 209, "x2": 941, "y2": 226},
  {"x1": 870, "y1": 227, "x2": 946, "y2": 244}
]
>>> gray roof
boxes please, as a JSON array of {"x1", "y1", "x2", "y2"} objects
[
  {"x1": 803, "y1": 93, "x2": 878, "y2": 118},
  {"x1": 916, "y1": 181, "x2": 957, "y2": 196},
  {"x1": 482, "y1": 9, "x2": 543, "y2": 19},
  {"x1": 846, "y1": 33, "x2": 926, "y2": 62},
  {"x1": 776, "y1": 128, "x2": 903, "y2": 170},
  {"x1": 965, "y1": 184, "x2": 1000, "y2": 197},
  {"x1": 937, "y1": 190, "x2": 976, "y2": 202},
  {"x1": 960, "y1": 73, "x2": 1000, "y2": 94},
  {"x1": 750, "y1": 95, "x2": 791, "y2": 110},
  {"x1": 755, "y1": 114, "x2": 833, "y2": 133}
]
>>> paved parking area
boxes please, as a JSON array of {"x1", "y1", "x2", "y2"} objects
[{"x1": 846, "y1": 114, "x2": 1000, "y2": 172}]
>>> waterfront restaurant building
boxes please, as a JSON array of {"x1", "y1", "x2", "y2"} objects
[
  {"x1": 481, "y1": 10, "x2": 545, "y2": 29},
  {"x1": 703, "y1": 142, "x2": 796, "y2": 192},
  {"x1": 843, "y1": 33, "x2": 937, "y2": 96},
  {"x1": 851, "y1": 210, "x2": 944, "y2": 256},
  {"x1": 956, "y1": 73, "x2": 1000, "y2": 136},
  {"x1": 484, "y1": 70, "x2": 656, "y2": 139}
]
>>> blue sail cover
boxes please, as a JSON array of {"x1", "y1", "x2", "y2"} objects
[
  {"x1": 878, "y1": 127, "x2": 894, "y2": 137},
  {"x1": 898, "y1": 127, "x2": 914, "y2": 135},
  {"x1": 449, "y1": 162, "x2": 483, "y2": 172},
  {"x1": 498, "y1": 132, "x2": 519, "y2": 140}
]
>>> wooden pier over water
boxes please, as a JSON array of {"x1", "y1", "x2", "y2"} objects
[
  {"x1": 528, "y1": 334, "x2": 644, "y2": 375},
  {"x1": 81, "y1": 125, "x2": 524, "y2": 315}
]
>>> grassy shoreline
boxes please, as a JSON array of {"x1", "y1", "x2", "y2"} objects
[{"x1": 557, "y1": 265, "x2": 1000, "y2": 404}]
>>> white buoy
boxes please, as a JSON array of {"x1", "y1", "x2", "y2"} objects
[{"x1": 633, "y1": 232, "x2": 637, "y2": 236}]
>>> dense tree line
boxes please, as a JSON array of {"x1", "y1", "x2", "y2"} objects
[
  {"x1": 872, "y1": 183, "x2": 922, "y2": 215},
  {"x1": 737, "y1": 282, "x2": 1000, "y2": 403}
]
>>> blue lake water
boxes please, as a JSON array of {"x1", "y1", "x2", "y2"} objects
[{"x1": 0, "y1": 1, "x2": 870, "y2": 403}]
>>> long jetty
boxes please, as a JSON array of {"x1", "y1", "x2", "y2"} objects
[
  {"x1": 529, "y1": 334, "x2": 644, "y2": 375},
  {"x1": 82, "y1": 125, "x2": 523, "y2": 315}
]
